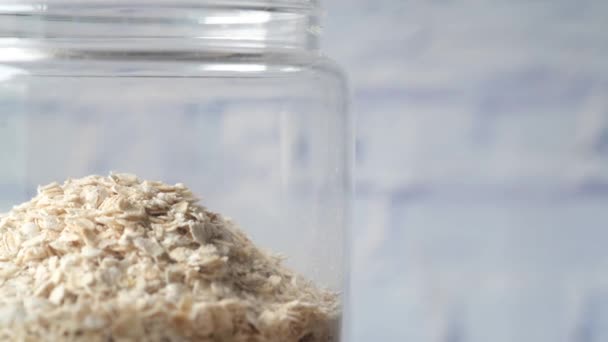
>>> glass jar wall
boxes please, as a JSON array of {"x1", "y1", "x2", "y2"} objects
[{"x1": 0, "y1": 1, "x2": 350, "y2": 340}]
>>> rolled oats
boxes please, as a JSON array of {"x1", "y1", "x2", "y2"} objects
[{"x1": 0, "y1": 174, "x2": 339, "y2": 341}]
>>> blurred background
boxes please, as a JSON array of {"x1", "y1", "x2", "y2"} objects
[
  {"x1": 1, "y1": 0, "x2": 608, "y2": 341},
  {"x1": 322, "y1": 0, "x2": 608, "y2": 341}
]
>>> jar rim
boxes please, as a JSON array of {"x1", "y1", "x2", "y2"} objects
[
  {"x1": 0, "y1": 0, "x2": 318, "y2": 11},
  {"x1": 0, "y1": 0, "x2": 321, "y2": 52}
]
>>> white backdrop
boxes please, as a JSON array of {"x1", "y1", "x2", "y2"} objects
[
  {"x1": 1, "y1": 1, "x2": 608, "y2": 340},
  {"x1": 322, "y1": 0, "x2": 608, "y2": 341}
]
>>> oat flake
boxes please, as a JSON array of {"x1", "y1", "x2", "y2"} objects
[{"x1": 0, "y1": 174, "x2": 339, "y2": 341}]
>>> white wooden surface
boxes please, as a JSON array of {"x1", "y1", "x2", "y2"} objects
[{"x1": 323, "y1": 1, "x2": 608, "y2": 341}]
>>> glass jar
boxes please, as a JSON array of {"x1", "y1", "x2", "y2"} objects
[{"x1": 0, "y1": 1, "x2": 350, "y2": 340}]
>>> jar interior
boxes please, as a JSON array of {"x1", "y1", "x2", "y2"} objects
[{"x1": 0, "y1": 63, "x2": 348, "y2": 292}]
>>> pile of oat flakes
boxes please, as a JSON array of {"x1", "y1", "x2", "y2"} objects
[{"x1": 0, "y1": 174, "x2": 339, "y2": 341}]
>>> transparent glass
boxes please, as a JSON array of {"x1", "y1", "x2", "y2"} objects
[{"x1": 0, "y1": 1, "x2": 350, "y2": 340}]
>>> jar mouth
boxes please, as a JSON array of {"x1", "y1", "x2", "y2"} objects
[{"x1": 0, "y1": 0, "x2": 320, "y2": 51}]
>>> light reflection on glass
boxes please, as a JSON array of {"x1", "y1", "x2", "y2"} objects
[
  {"x1": 0, "y1": 48, "x2": 46, "y2": 62},
  {"x1": 0, "y1": 65, "x2": 26, "y2": 82},
  {"x1": 199, "y1": 11, "x2": 272, "y2": 25},
  {"x1": 201, "y1": 64, "x2": 267, "y2": 72},
  {"x1": 0, "y1": 4, "x2": 47, "y2": 12}
]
